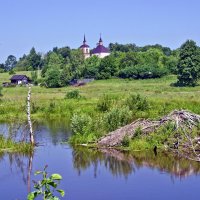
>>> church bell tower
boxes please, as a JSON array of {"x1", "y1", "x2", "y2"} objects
[{"x1": 79, "y1": 35, "x2": 90, "y2": 59}]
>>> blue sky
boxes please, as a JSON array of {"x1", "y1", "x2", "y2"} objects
[{"x1": 0, "y1": 0, "x2": 200, "y2": 62}]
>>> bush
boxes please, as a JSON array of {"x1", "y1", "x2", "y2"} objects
[
  {"x1": 9, "y1": 69, "x2": 16, "y2": 75},
  {"x1": 0, "y1": 68, "x2": 5, "y2": 73},
  {"x1": 31, "y1": 102, "x2": 40, "y2": 114},
  {"x1": 97, "y1": 94, "x2": 112, "y2": 112},
  {"x1": 121, "y1": 135, "x2": 130, "y2": 147},
  {"x1": 125, "y1": 94, "x2": 150, "y2": 111},
  {"x1": 45, "y1": 67, "x2": 61, "y2": 88},
  {"x1": 65, "y1": 90, "x2": 81, "y2": 99},
  {"x1": 97, "y1": 55, "x2": 118, "y2": 79},
  {"x1": 104, "y1": 106, "x2": 132, "y2": 131},
  {"x1": 31, "y1": 71, "x2": 38, "y2": 85},
  {"x1": 47, "y1": 101, "x2": 56, "y2": 113},
  {"x1": 71, "y1": 113, "x2": 92, "y2": 135}
]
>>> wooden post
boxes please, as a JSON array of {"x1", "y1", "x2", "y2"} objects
[{"x1": 27, "y1": 86, "x2": 34, "y2": 145}]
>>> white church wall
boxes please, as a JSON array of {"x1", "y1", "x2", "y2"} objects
[{"x1": 93, "y1": 52, "x2": 110, "y2": 58}]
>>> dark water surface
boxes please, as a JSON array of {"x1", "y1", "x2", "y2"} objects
[{"x1": 0, "y1": 121, "x2": 200, "y2": 200}]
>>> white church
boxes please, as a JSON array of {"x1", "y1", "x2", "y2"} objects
[{"x1": 79, "y1": 35, "x2": 110, "y2": 59}]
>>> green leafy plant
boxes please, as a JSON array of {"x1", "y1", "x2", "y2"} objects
[
  {"x1": 65, "y1": 90, "x2": 81, "y2": 99},
  {"x1": 104, "y1": 106, "x2": 132, "y2": 131},
  {"x1": 9, "y1": 69, "x2": 16, "y2": 75},
  {"x1": 125, "y1": 94, "x2": 150, "y2": 111},
  {"x1": 27, "y1": 165, "x2": 65, "y2": 200},
  {"x1": 71, "y1": 113, "x2": 92, "y2": 135},
  {"x1": 121, "y1": 135, "x2": 130, "y2": 147}
]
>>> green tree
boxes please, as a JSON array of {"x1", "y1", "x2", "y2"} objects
[
  {"x1": 15, "y1": 54, "x2": 30, "y2": 71},
  {"x1": 4, "y1": 55, "x2": 17, "y2": 71},
  {"x1": 27, "y1": 47, "x2": 42, "y2": 70},
  {"x1": 119, "y1": 52, "x2": 139, "y2": 69},
  {"x1": 69, "y1": 49, "x2": 85, "y2": 79},
  {"x1": 48, "y1": 52, "x2": 63, "y2": 69},
  {"x1": 165, "y1": 56, "x2": 178, "y2": 74},
  {"x1": 42, "y1": 52, "x2": 64, "y2": 77},
  {"x1": 140, "y1": 44, "x2": 172, "y2": 56},
  {"x1": 31, "y1": 71, "x2": 38, "y2": 85},
  {"x1": 0, "y1": 63, "x2": 5, "y2": 73},
  {"x1": 98, "y1": 55, "x2": 118, "y2": 79},
  {"x1": 60, "y1": 66, "x2": 73, "y2": 86},
  {"x1": 176, "y1": 40, "x2": 200, "y2": 86},
  {"x1": 83, "y1": 55, "x2": 101, "y2": 78},
  {"x1": 45, "y1": 67, "x2": 61, "y2": 88},
  {"x1": 139, "y1": 48, "x2": 164, "y2": 66},
  {"x1": 109, "y1": 42, "x2": 139, "y2": 52},
  {"x1": 57, "y1": 46, "x2": 71, "y2": 59}
]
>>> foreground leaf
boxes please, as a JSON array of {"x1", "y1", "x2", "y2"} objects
[
  {"x1": 50, "y1": 174, "x2": 62, "y2": 180},
  {"x1": 56, "y1": 189, "x2": 65, "y2": 197}
]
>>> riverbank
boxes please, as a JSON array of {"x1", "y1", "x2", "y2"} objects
[{"x1": 0, "y1": 135, "x2": 33, "y2": 153}]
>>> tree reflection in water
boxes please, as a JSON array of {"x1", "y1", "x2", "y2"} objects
[
  {"x1": 72, "y1": 147, "x2": 200, "y2": 179},
  {"x1": 72, "y1": 147, "x2": 134, "y2": 178},
  {"x1": 0, "y1": 150, "x2": 34, "y2": 192}
]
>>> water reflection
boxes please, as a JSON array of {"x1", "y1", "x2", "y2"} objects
[
  {"x1": 0, "y1": 151, "x2": 33, "y2": 191},
  {"x1": 72, "y1": 147, "x2": 200, "y2": 179},
  {"x1": 1, "y1": 120, "x2": 200, "y2": 200},
  {"x1": 0, "y1": 119, "x2": 71, "y2": 145},
  {"x1": 72, "y1": 147, "x2": 133, "y2": 178},
  {"x1": 1, "y1": 120, "x2": 200, "y2": 181}
]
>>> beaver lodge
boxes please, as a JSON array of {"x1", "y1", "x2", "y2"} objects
[{"x1": 97, "y1": 110, "x2": 200, "y2": 162}]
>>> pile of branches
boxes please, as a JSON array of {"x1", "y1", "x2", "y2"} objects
[{"x1": 98, "y1": 110, "x2": 200, "y2": 161}]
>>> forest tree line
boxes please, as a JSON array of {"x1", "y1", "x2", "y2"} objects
[{"x1": 0, "y1": 40, "x2": 200, "y2": 87}]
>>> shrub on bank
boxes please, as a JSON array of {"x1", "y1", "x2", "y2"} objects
[
  {"x1": 65, "y1": 90, "x2": 81, "y2": 99},
  {"x1": 104, "y1": 106, "x2": 132, "y2": 132},
  {"x1": 71, "y1": 113, "x2": 92, "y2": 135}
]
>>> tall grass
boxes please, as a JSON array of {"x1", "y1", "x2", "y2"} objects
[{"x1": 0, "y1": 135, "x2": 33, "y2": 153}]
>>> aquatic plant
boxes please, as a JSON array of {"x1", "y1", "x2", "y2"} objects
[{"x1": 0, "y1": 135, "x2": 33, "y2": 153}]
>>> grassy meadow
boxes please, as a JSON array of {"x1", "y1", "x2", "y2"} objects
[{"x1": 1, "y1": 72, "x2": 200, "y2": 119}]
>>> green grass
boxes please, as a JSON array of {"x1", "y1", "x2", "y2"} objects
[
  {"x1": 0, "y1": 135, "x2": 33, "y2": 153},
  {"x1": 0, "y1": 70, "x2": 41, "y2": 83},
  {"x1": 1, "y1": 73, "x2": 200, "y2": 121}
]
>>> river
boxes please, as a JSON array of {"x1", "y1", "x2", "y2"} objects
[{"x1": 0, "y1": 120, "x2": 200, "y2": 200}]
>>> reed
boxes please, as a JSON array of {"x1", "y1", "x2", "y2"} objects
[{"x1": 0, "y1": 135, "x2": 33, "y2": 153}]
